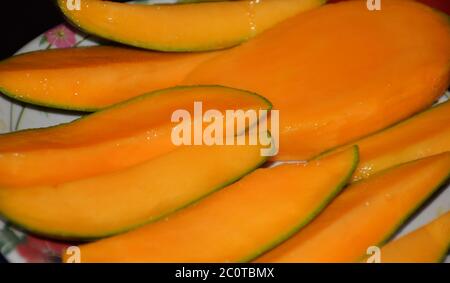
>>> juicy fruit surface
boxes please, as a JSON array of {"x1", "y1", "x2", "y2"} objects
[
  {"x1": 0, "y1": 46, "x2": 218, "y2": 110},
  {"x1": 69, "y1": 147, "x2": 358, "y2": 262},
  {"x1": 0, "y1": 137, "x2": 268, "y2": 239},
  {"x1": 256, "y1": 152, "x2": 450, "y2": 262},
  {"x1": 186, "y1": 0, "x2": 450, "y2": 160},
  {"x1": 333, "y1": 101, "x2": 450, "y2": 182},
  {"x1": 376, "y1": 211, "x2": 450, "y2": 263},
  {"x1": 58, "y1": 0, "x2": 325, "y2": 52},
  {"x1": 0, "y1": 86, "x2": 271, "y2": 187}
]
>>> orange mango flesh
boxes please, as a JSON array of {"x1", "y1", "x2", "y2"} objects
[
  {"x1": 374, "y1": 211, "x2": 450, "y2": 263},
  {"x1": 255, "y1": 152, "x2": 450, "y2": 263},
  {"x1": 0, "y1": 86, "x2": 271, "y2": 187},
  {"x1": 70, "y1": 147, "x2": 358, "y2": 262},
  {"x1": 186, "y1": 0, "x2": 450, "y2": 160},
  {"x1": 331, "y1": 100, "x2": 450, "y2": 182},
  {"x1": 0, "y1": 46, "x2": 218, "y2": 110},
  {"x1": 0, "y1": 135, "x2": 268, "y2": 240},
  {"x1": 58, "y1": 0, "x2": 325, "y2": 52}
]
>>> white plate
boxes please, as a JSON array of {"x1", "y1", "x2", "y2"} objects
[{"x1": 0, "y1": 0, "x2": 448, "y2": 263}]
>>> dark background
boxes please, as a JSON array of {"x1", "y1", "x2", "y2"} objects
[
  {"x1": 0, "y1": 0, "x2": 128, "y2": 59},
  {"x1": 0, "y1": 2, "x2": 64, "y2": 60}
]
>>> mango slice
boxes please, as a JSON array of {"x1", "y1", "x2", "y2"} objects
[
  {"x1": 375, "y1": 211, "x2": 450, "y2": 263},
  {"x1": 186, "y1": 0, "x2": 450, "y2": 160},
  {"x1": 0, "y1": 85, "x2": 271, "y2": 188},
  {"x1": 67, "y1": 147, "x2": 357, "y2": 262},
  {"x1": 0, "y1": 134, "x2": 269, "y2": 239},
  {"x1": 256, "y1": 152, "x2": 450, "y2": 262},
  {"x1": 58, "y1": 0, "x2": 325, "y2": 51},
  {"x1": 331, "y1": 101, "x2": 450, "y2": 182},
  {"x1": 0, "y1": 46, "x2": 218, "y2": 110}
]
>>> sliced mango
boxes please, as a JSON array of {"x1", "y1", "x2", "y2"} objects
[
  {"x1": 329, "y1": 100, "x2": 450, "y2": 182},
  {"x1": 58, "y1": 0, "x2": 325, "y2": 52},
  {"x1": 256, "y1": 152, "x2": 450, "y2": 263},
  {"x1": 186, "y1": 0, "x2": 450, "y2": 160},
  {"x1": 0, "y1": 134, "x2": 268, "y2": 240},
  {"x1": 0, "y1": 46, "x2": 218, "y2": 110},
  {"x1": 0, "y1": 85, "x2": 271, "y2": 188},
  {"x1": 67, "y1": 147, "x2": 358, "y2": 262},
  {"x1": 374, "y1": 212, "x2": 450, "y2": 263}
]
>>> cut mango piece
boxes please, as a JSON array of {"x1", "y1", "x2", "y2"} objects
[
  {"x1": 67, "y1": 147, "x2": 358, "y2": 262},
  {"x1": 256, "y1": 152, "x2": 450, "y2": 263},
  {"x1": 0, "y1": 134, "x2": 268, "y2": 240},
  {"x1": 58, "y1": 0, "x2": 325, "y2": 52},
  {"x1": 186, "y1": 0, "x2": 450, "y2": 160},
  {"x1": 0, "y1": 85, "x2": 271, "y2": 188},
  {"x1": 0, "y1": 46, "x2": 218, "y2": 110},
  {"x1": 374, "y1": 212, "x2": 450, "y2": 263},
  {"x1": 330, "y1": 101, "x2": 450, "y2": 182}
]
